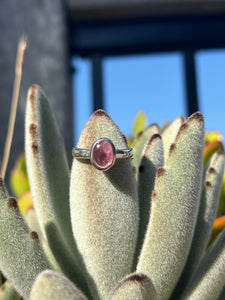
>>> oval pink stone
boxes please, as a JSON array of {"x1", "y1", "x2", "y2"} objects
[{"x1": 92, "y1": 139, "x2": 115, "y2": 170}]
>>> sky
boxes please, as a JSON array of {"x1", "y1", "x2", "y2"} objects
[{"x1": 72, "y1": 49, "x2": 225, "y2": 144}]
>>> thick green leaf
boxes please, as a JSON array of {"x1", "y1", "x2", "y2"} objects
[
  {"x1": 181, "y1": 229, "x2": 225, "y2": 299},
  {"x1": 172, "y1": 151, "x2": 225, "y2": 298},
  {"x1": 25, "y1": 84, "x2": 70, "y2": 244},
  {"x1": 204, "y1": 140, "x2": 224, "y2": 166},
  {"x1": 137, "y1": 112, "x2": 204, "y2": 300},
  {"x1": 24, "y1": 209, "x2": 61, "y2": 272},
  {"x1": 9, "y1": 153, "x2": 30, "y2": 198},
  {"x1": 0, "y1": 281, "x2": 20, "y2": 300},
  {"x1": 25, "y1": 85, "x2": 89, "y2": 295},
  {"x1": 132, "y1": 124, "x2": 160, "y2": 170},
  {"x1": 9, "y1": 168, "x2": 29, "y2": 198},
  {"x1": 30, "y1": 270, "x2": 88, "y2": 300},
  {"x1": 135, "y1": 134, "x2": 164, "y2": 260},
  {"x1": 0, "y1": 179, "x2": 51, "y2": 299},
  {"x1": 133, "y1": 111, "x2": 147, "y2": 139},
  {"x1": 161, "y1": 116, "x2": 185, "y2": 162},
  {"x1": 109, "y1": 273, "x2": 157, "y2": 300},
  {"x1": 70, "y1": 110, "x2": 139, "y2": 299}
]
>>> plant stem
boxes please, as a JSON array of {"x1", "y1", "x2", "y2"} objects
[{"x1": 0, "y1": 36, "x2": 27, "y2": 180}]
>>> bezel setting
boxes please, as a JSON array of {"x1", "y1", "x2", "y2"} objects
[
  {"x1": 72, "y1": 138, "x2": 133, "y2": 171},
  {"x1": 90, "y1": 138, "x2": 116, "y2": 171}
]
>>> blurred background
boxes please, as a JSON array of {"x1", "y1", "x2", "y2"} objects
[
  {"x1": 1, "y1": 0, "x2": 225, "y2": 174},
  {"x1": 73, "y1": 50, "x2": 225, "y2": 142}
]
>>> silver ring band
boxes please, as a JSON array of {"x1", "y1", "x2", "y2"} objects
[
  {"x1": 72, "y1": 148, "x2": 133, "y2": 159},
  {"x1": 72, "y1": 138, "x2": 133, "y2": 171}
]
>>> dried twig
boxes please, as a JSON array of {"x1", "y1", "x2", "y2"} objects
[{"x1": 1, "y1": 36, "x2": 27, "y2": 179}]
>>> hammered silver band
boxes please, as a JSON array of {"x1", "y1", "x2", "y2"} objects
[
  {"x1": 72, "y1": 147, "x2": 133, "y2": 159},
  {"x1": 72, "y1": 138, "x2": 133, "y2": 171}
]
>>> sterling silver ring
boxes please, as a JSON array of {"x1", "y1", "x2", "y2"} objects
[{"x1": 72, "y1": 138, "x2": 133, "y2": 171}]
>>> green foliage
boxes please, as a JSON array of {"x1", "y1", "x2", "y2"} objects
[
  {"x1": 0, "y1": 85, "x2": 225, "y2": 300},
  {"x1": 133, "y1": 111, "x2": 147, "y2": 139},
  {"x1": 137, "y1": 113, "x2": 205, "y2": 300},
  {"x1": 181, "y1": 229, "x2": 225, "y2": 300},
  {"x1": 132, "y1": 124, "x2": 159, "y2": 170},
  {"x1": 109, "y1": 273, "x2": 157, "y2": 300},
  {"x1": 0, "y1": 180, "x2": 51, "y2": 299},
  {"x1": 30, "y1": 270, "x2": 88, "y2": 300},
  {"x1": 10, "y1": 154, "x2": 29, "y2": 198},
  {"x1": 135, "y1": 133, "x2": 164, "y2": 261},
  {"x1": 70, "y1": 109, "x2": 139, "y2": 299},
  {"x1": 0, "y1": 281, "x2": 20, "y2": 300}
]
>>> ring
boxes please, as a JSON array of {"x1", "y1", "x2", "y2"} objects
[{"x1": 72, "y1": 138, "x2": 133, "y2": 171}]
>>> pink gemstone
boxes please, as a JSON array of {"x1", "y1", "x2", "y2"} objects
[{"x1": 92, "y1": 139, "x2": 115, "y2": 170}]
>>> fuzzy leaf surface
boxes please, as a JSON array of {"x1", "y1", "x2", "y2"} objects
[
  {"x1": 161, "y1": 116, "x2": 185, "y2": 162},
  {"x1": 181, "y1": 229, "x2": 225, "y2": 299},
  {"x1": 70, "y1": 110, "x2": 139, "y2": 299},
  {"x1": 109, "y1": 273, "x2": 157, "y2": 300},
  {"x1": 135, "y1": 134, "x2": 164, "y2": 260},
  {"x1": 137, "y1": 112, "x2": 205, "y2": 300},
  {"x1": 24, "y1": 209, "x2": 61, "y2": 272},
  {"x1": 173, "y1": 151, "x2": 225, "y2": 297},
  {"x1": 0, "y1": 179, "x2": 50, "y2": 299},
  {"x1": 25, "y1": 85, "x2": 89, "y2": 293},
  {"x1": 132, "y1": 124, "x2": 159, "y2": 170},
  {"x1": 30, "y1": 270, "x2": 88, "y2": 300},
  {"x1": 25, "y1": 84, "x2": 71, "y2": 245}
]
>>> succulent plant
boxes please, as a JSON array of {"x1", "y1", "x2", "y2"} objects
[{"x1": 0, "y1": 84, "x2": 225, "y2": 300}]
